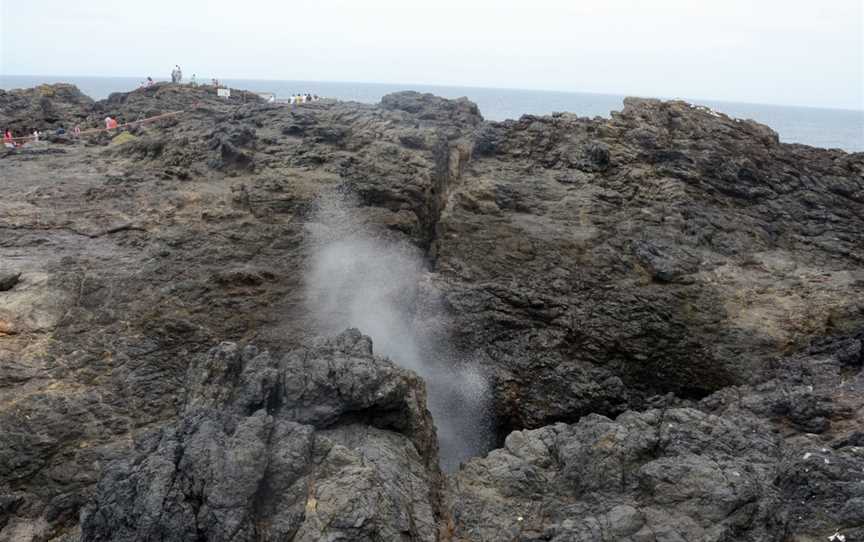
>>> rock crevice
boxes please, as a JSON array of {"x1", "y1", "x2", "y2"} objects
[{"x1": 1, "y1": 84, "x2": 863, "y2": 541}]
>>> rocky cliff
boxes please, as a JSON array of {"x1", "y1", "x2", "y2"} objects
[{"x1": 0, "y1": 84, "x2": 862, "y2": 541}]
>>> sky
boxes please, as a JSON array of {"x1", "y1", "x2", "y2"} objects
[{"x1": 1, "y1": 0, "x2": 862, "y2": 110}]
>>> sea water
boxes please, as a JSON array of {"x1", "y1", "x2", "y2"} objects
[{"x1": 2, "y1": 74, "x2": 862, "y2": 152}]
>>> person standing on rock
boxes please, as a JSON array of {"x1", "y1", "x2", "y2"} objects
[{"x1": 176, "y1": 66, "x2": 182, "y2": 84}]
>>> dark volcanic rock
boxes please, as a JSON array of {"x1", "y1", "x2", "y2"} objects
[
  {"x1": 381, "y1": 91, "x2": 483, "y2": 127},
  {"x1": 0, "y1": 84, "x2": 93, "y2": 135},
  {"x1": 449, "y1": 331, "x2": 864, "y2": 541},
  {"x1": 80, "y1": 329, "x2": 442, "y2": 542},
  {"x1": 1, "y1": 84, "x2": 863, "y2": 541},
  {"x1": 0, "y1": 273, "x2": 20, "y2": 292},
  {"x1": 94, "y1": 82, "x2": 263, "y2": 122},
  {"x1": 435, "y1": 97, "x2": 864, "y2": 430}
]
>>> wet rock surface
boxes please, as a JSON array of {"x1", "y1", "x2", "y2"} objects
[{"x1": 0, "y1": 84, "x2": 862, "y2": 540}]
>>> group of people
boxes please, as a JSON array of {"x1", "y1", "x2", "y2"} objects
[
  {"x1": 173, "y1": 66, "x2": 203, "y2": 87},
  {"x1": 290, "y1": 93, "x2": 320, "y2": 105},
  {"x1": 140, "y1": 71, "x2": 203, "y2": 89},
  {"x1": 4, "y1": 125, "x2": 82, "y2": 148},
  {"x1": 4, "y1": 116, "x2": 121, "y2": 148},
  {"x1": 3, "y1": 128, "x2": 21, "y2": 148}
]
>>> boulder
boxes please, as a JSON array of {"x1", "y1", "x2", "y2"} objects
[
  {"x1": 0, "y1": 272, "x2": 20, "y2": 292},
  {"x1": 0, "y1": 84, "x2": 93, "y2": 135},
  {"x1": 449, "y1": 331, "x2": 864, "y2": 541},
  {"x1": 80, "y1": 329, "x2": 443, "y2": 542}
]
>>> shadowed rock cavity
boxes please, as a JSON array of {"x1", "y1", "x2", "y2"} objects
[{"x1": 449, "y1": 331, "x2": 864, "y2": 541}]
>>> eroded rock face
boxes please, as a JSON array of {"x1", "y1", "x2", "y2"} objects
[
  {"x1": 1, "y1": 85, "x2": 863, "y2": 540},
  {"x1": 80, "y1": 329, "x2": 442, "y2": 542},
  {"x1": 0, "y1": 84, "x2": 94, "y2": 135},
  {"x1": 449, "y1": 332, "x2": 864, "y2": 541},
  {"x1": 436, "y1": 98, "x2": 864, "y2": 430},
  {"x1": 0, "y1": 89, "x2": 481, "y2": 540}
]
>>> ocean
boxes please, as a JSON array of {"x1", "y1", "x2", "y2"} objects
[{"x1": 2, "y1": 74, "x2": 862, "y2": 152}]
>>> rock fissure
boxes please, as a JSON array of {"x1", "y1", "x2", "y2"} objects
[{"x1": 2, "y1": 84, "x2": 863, "y2": 541}]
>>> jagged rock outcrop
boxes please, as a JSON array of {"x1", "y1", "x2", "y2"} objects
[
  {"x1": 0, "y1": 84, "x2": 93, "y2": 135},
  {"x1": 449, "y1": 331, "x2": 864, "y2": 541},
  {"x1": 95, "y1": 82, "x2": 263, "y2": 121},
  {"x1": 80, "y1": 329, "x2": 442, "y2": 542},
  {"x1": 436, "y1": 97, "x2": 864, "y2": 430},
  {"x1": 1, "y1": 85, "x2": 862, "y2": 541}
]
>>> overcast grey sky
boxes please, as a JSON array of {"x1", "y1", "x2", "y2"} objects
[{"x1": 1, "y1": 0, "x2": 862, "y2": 109}]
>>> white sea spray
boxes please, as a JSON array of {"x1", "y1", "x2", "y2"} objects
[{"x1": 304, "y1": 192, "x2": 494, "y2": 470}]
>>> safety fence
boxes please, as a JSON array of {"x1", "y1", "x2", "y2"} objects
[{"x1": 4, "y1": 109, "x2": 187, "y2": 144}]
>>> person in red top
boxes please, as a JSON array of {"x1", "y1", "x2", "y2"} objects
[{"x1": 3, "y1": 129, "x2": 15, "y2": 148}]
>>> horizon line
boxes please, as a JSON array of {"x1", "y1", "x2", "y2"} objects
[{"x1": 2, "y1": 72, "x2": 863, "y2": 114}]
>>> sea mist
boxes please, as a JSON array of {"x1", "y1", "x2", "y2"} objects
[{"x1": 304, "y1": 192, "x2": 494, "y2": 471}]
